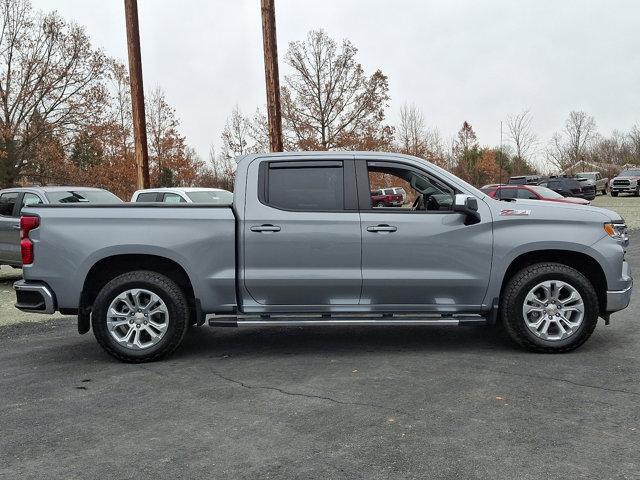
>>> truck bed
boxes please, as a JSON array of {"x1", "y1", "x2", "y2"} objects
[{"x1": 21, "y1": 204, "x2": 237, "y2": 313}]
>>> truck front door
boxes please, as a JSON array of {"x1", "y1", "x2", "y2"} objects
[
  {"x1": 356, "y1": 159, "x2": 493, "y2": 311},
  {"x1": 241, "y1": 157, "x2": 361, "y2": 310}
]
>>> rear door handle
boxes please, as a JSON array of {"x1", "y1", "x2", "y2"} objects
[
  {"x1": 367, "y1": 224, "x2": 397, "y2": 233},
  {"x1": 250, "y1": 224, "x2": 281, "y2": 233}
]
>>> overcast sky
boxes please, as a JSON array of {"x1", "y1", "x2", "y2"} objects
[{"x1": 32, "y1": 0, "x2": 640, "y2": 164}]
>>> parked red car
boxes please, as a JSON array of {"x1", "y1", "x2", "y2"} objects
[
  {"x1": 480, "y1": 184, "x2": 591, "y2": 205},
  {"x1": 370, "y1": 188, "x2": 404, "y2": 207}
]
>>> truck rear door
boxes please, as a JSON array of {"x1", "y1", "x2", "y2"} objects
[{"x1": 241, "y1": 158, "x2": 361, "y2": 309}]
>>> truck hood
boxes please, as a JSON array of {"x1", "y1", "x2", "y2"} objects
[
  {"x1": 612, "y1": 176, "x2": 640, "y2": 181},
  {"x1": 487, "y1": 197, "x2": 622, "y2": 223}
]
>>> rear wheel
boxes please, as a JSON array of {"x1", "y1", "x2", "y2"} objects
[
  {"x1": 500, "y1": 263, "x2": 599, "y2": 353},
  {"x1": 92, "y1": 270, "x2": 190, "y2": 362}
]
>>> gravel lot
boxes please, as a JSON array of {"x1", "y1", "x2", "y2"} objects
[
  {"x1": 1, "y1": 209, "x2": 639, "y2": 479},
  {"x1": 593, "y1": 194, "x2": 640, "y2": 230}
]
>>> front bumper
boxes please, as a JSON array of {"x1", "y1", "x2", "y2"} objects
[
  {"x1": 611, "y1": 185, "x2": 638, "y2": 193},
  {"x1": 14, "y1": 280, "x2": 56, "y2": 314},
  {"x1": 607, "y1": 283, "x2": 633, "y2": 312}
]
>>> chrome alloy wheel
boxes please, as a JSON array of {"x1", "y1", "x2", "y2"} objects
[
  {"x1": 106, "y1": 289, "x2": 169, "y2": 350},
  {"x1": 522, "y1": 280, "x2": 585, "y2": 341}
]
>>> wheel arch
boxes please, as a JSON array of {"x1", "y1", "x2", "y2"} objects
[
  {"x1": 79, "y1": 254, "x2": 199, "y2": 333},
  {"x1": 499, "y1": 249, "x2": 607, "y2": 315}
]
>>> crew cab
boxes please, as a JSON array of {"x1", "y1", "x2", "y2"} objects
[
  {"x1": 14, "y1": 152, "x2": 633, "y2": 362},
  {"x1": 610, "y1": 168, "x2": 640, "y2": 197}
]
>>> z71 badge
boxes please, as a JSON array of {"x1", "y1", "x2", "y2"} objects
[{"x1": 499, "y1": 208, "x2": 531, "y2": 216}]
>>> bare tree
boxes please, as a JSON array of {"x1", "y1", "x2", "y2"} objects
[
  {"x1": 565, "y1": 110, "x2": 597, "y2": 163},
  {"x1": 0, "y1": 0, "x2": 109, "y2": 186},
  {"x1": 281, "y1": 29, "x2": 391, "y2": 151},
  {"x1": 629, "y1": 124, "x2": 640, "y2": 164},
  {"x1": 397, "y1": 103, "x2": 426, "y2": 157},
  {"x1": 545, "y1": 111, "x2": 597, "y2": 171},
  {"x1": 220, "y1": 105, "x2": 268, "y2": 160},
  {"x1": 506, "y1": 109, "x2": 537, "y2": 164}
]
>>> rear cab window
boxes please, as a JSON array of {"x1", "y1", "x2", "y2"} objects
[{"x1": 261, "y1": 161, "x2": 346, "y2": 211}]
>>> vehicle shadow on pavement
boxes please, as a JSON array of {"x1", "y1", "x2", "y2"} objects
[{"x1": 173, "y1": 324, "x2": 522, "y2": 360}]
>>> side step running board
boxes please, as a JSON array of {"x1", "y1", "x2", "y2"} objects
[{"x1": 208, "y1": 315, "x2": 487, "y2": 328}]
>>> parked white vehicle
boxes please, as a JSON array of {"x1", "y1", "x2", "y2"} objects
[{"x1": 131, "y1": 187, "x2": 233, "y2": 204}]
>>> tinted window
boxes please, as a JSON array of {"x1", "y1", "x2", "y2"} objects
[
  {"x1": 620, "y1": 170, "x2": 640, "y2": 177},
  {"x1": 517, "y1": 188, "x2": 538, "y2": 199},
  {"x1": 0, "y1": 192, "x2": 19, "y2": 217},
  {"x1": 163, "y1": 193, "x2": 186, "y2": 203},
  {"x1": 497, "y1": 188, "x2": 517, "y2": 199},
  {"x1": 46, "y1": 190, "x2": 122, "y2": 203},
  {"x1": 20, "y1": 193, "x2": 43, "y2": 210},
  {"x1": 135, "y1": 192, "x2": 159, "y2": 202},
  {"x1": 267, "y1": 164, "x2": 344, "y2": 211},
  {"x1": 186, "y1": 191, "x2": 233, "y2": 204}
]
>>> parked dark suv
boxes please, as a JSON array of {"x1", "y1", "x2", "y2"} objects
[{"x1": 538, "y1": 178, "x2": 592, "y2": 199}]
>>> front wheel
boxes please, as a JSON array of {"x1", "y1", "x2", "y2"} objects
[
  {"x1": 92, "y1": 270, "x2": 190, "y2": 362},
  {"x1": 500, "y1": 263, "x2": 599, "y2": 353},
  {"x1": 611, "y1": 191, "x2": 618, "y2": 197}
]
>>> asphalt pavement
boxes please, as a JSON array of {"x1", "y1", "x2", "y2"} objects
[{"x1": 1, "y1": 239, "x2": 639, "y2": 479}]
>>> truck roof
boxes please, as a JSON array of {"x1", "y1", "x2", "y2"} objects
[{"x1": 1, "y1": 186, "x2": 107, "y2": 193}]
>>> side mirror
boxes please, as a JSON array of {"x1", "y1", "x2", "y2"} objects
[{"x1": 453, "y1": 194, "x2": 481, "y2": 224}]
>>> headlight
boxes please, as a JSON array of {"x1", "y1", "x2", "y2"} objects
[{"x1": 604, "y1": 222, "x2": 628, "y2": 244}]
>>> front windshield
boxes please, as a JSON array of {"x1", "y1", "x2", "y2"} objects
[
  {"x1": 530, "y1": 186, "x2": 563, "y2": 199},
  {"x1": 46, "y1": 190, "x2": 122, "y2": 203},
  {"x1": 577, "y1": 173, "x2": 595, "y2": 180},
  {"x1": 185, "y1": 190, "x2": 233, "y2": 204},
  {"x1": 620, "y1": 170, "x2": 640, "y2": 177}
]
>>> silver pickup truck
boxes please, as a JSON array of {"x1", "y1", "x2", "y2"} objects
[{"x1": 14, "y1": 152, "x2": 633, "y2": 362}]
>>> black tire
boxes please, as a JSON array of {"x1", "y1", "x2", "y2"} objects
[
  {"x1": 611, "y1": 191, "x2": 618, "y2": 197},
  {"x1": 376, "y1": 202, "x2": 385, "y2": 208},
  {"x1": 635, "y1": 188, "x2": 640, "y2": 197},
  {"x1": 92, "y1": 270, "x2": 190, "y2": 362},
  {"x1": 500, "y1": 263, "x2": 599, "y2": 353}
]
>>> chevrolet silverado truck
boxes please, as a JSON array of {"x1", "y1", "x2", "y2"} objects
[
  {"x1": 14, "y1": 152, "x2": 633, "y2": 362},
  {"x1": 610, "y1": 168, "x2": 640, "y2": 197}
]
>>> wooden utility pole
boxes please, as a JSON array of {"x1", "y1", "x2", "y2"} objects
[
  {"x1": 124, "y1": 0, "x2": 150, "y2": 188},
  {"x1": 260, "y1": 0, "x2": 283, "y2": 152}
]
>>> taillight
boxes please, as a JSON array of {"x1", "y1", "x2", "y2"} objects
[{"x1": 20, "y1": 215, "x2": 39, "y2": 265}]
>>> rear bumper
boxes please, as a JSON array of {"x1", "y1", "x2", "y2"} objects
[{"x1": 13, "y1": 280, "x2": 56, "y2": 314}]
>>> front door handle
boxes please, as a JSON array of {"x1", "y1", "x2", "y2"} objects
[
  {"x1": 367, "y1": 224, "x2": 397, "y2": 233},
  {"x1": 250, "y1": 224, "x2": 281, "y2": 233}
]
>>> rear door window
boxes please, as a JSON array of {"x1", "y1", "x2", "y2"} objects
[
  {"x1": 135, "y1": 192, "x2": 160, "y2": 202},
  {"x1": 517, "y1": 188, "x2": 538, "y2": 199},
  {"x1": 0, "y1": 192, "x2": 19, "y2": 217},
  {"x1": 265, "y1": 162, "x2": 344, "y2": 211},
  {"x1": 497, "y1": 188, "x2": 517, "y2": 200}
]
